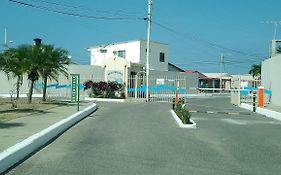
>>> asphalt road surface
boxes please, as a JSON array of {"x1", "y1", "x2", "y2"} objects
[{"x1": 7, "y1": 97, "x2": 281, "y2": 175}]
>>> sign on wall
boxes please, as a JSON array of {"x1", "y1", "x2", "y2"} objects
[
  {"x1": 156, "y1": 78, "x2": 165, "y2": 85},
  {"x1": 107, "y1": 70, "x2": 124, "y2": 83}
]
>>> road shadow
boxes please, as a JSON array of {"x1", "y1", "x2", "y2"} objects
[
  {"x1": 0, "y1": 109, "x2": 50, "y2": 114},
  {"x1": 0, "y1": 122, "x2": 25, "y2": 129}
]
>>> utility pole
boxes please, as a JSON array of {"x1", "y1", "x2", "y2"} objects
[
  {"x1": 2, "y1": 28, "x2": 8, "y2": 50},
  {"x1": 220, "y1": 53, "x2": 224, "y2": 93},
  {"x1": 2, "y1": 28, "x2": 13, "y2": 50},
  {"x1": 4, "y1": 28, "x2": 7, "y2": 46},
  {"x1": 145, "y1": 0, "x2": 152, "y2": 102},
  {"x1": 260, "y1": 21, "x2": 281, "y2": 40}
]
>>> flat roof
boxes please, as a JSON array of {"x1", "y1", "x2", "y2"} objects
[{"x1": 88, "y1": 39, "x2": 168, "y2": 50}]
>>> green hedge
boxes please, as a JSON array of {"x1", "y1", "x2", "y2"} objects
[
  {"x1": 84, "y1": 81, "x2": 125, "y2": 99},
  {"x1": 174, "y1": 100, "x2": 192, "y2": 124}
]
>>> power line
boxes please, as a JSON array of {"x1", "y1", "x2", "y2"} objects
[
  {"x1": 152, "y1": 20, "x2": 266, "y2": 58},
  {"x1": 29, "y1": 0, "x2": 145, "y2": 18},
  {"x1": 8, "y1": 0, "x2": 145, "y2": 21}
]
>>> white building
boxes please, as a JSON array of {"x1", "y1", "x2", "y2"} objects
[{"x1": 88, "y1": 40, "x2": 169, "y2": 71}]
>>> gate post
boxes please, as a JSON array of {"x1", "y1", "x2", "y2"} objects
[
  {"x1": 134, "y1": 75, "x2": 138, "y2": 99},
  {"x1": 175, "y1": 80, "x2": 180, "y2": 105},
  {"x1": 258, "y1": 87, "x2": 264, "y2": 108},
  {"x1": 253, "y1": 91, "x2": 256, "y2": 112}
]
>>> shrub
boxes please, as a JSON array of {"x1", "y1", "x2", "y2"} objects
[
  {"x1": 83, "y1": 80, "x2": 125, "y2": 99},
  {"x1": 174, "y1": 100, "x2": 192, "y2": 124}
]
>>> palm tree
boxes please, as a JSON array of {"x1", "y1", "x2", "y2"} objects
[
  {"x1": 2, "y1": 43, "x2": 70, "y2": 103},
  {"x1": 39, "y1": 44, "x2": 70, "y2": 101},
  {"x1": 26, "y1": 44, "x2": 45, "y2": 103},
  {"x1": 2, "y1": 46, "x2": 29, "y2": 99},
  {"x1": 249, "y1": 64, "x2": 261, "y2": 79}
]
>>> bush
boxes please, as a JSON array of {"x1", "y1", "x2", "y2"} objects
[
  {"x1": 83, "y1": 80, "x2": 125, "y2": 99},
  {"x1": 174, "y1": 100, "x2": 192, "y2": 124}
]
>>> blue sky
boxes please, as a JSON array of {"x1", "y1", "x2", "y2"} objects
[{"x1": 1, "y1": 0, "x2": 281, "y2": 74}]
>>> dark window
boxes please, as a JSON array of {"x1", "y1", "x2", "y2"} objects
[
  {"x1": 118, "y1": 50, "x2": 126, "y2": 58},
  {"x1": 100, "y1": 49, "x2": 107, "y2": 53},
  {"x1": 160, "y1": 52, "x2": 165, "y2": 62}
]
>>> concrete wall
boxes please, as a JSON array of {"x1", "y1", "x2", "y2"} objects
[
  {"x1": 0, "y1": 73, "x2": 30, "y2": 96},
  {"x1": 0, "y1": 64, "x2": 104, "y2": 99},
  {"x1": 0, "y1": 63, "x2": 196, "y2": 99},
  {"x1": 139, "y1": 41, "x2": 168, "y2": 71},
  {"x1": 262, "y1": 54, "x2": 281, "y2": 106},
  {"x1": 150, "y1": 70, "x2": 198, "y2": 93}
]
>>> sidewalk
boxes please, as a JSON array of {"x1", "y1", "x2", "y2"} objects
[
  {"x1": 0, "y1": 102, "x2": 92, "y2": 152},
  {"x1": 240, "y1": 103, "x2": 281, "y2": 121}
]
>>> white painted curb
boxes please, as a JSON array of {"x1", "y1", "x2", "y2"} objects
[
  {"x1": 170, "y1": 110, "x2": 197, "y2": 128},
  {"x1": 0, "y1": 103, "x2": 98, "y2": 174},
  {"x1": 241, "y1": 103, "x2": 281, "y2": 121},
  {"x1": 85, "y1": 97, "x2": 125, "y2": 102}
]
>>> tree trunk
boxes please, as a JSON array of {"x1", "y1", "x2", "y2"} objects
[
  {"x1": 28, "y1": 80, "x2": 34, "y2": 103},
  {"x1": 42, "y1": 77, "x2": 48, "y2": 101},
  {"x1": 16, "y1": 75, "x2": 21, "y2": 99}
]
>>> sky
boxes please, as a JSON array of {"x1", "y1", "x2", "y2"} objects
[{"x1": 1, "y1": 0, "x2": 281, "y2": 74}]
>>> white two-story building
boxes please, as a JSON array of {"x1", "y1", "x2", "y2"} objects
[{"x1": 88, "y1": 40, "x2": 169, "y2": 71}]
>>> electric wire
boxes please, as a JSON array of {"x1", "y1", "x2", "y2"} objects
[
  {"x1": 152, "y1": 20, "x2": 266, "y2": 58},
  {"x1": 8, "y1": 0, "x2": 145, "y2": 21}
]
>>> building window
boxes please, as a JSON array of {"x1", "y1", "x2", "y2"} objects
[
  {"x1": 160, "y1": 52, "x2": 165, "y2": 62},
  {"x1": 118, "y1": 50, "x2": 126, "y2": 58},
  {"x1": 100, "y1": 49, "x2": 107, "y2": 53}
]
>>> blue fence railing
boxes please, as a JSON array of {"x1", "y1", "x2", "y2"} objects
[
  {"x1": 232, "y1": 87, "x2": 272, "y2": 95},
  {"x1": 35, "y1": 83, "x2": 84, "y2": 90}
]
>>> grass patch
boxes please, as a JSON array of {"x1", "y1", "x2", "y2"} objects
[{"x1": 0, "y1": 97, "x2": 68, "y2": 122}]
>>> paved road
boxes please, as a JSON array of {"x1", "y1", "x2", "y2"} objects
[{"x1": 6, "y1": 97, "x2": 281, "y2": 175}]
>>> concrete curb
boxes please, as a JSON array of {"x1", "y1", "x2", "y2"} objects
[
  {"x1": 85, "y1": 97, "x2": 125, "y2": 102},
  {"x1": 170, "y1": 110, "x2": 197, "y2": 128},
  {"x1": 241, "y1": 103, "x2": 281, "y2": 121},
  {"x1": 0, "y1": 103, "x2": 98, "y2": 174}
]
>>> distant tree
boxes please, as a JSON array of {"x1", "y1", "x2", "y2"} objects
[
  {"x1": 0, "y1": 53, "x2": 4, "y2": 72},
  {"x1": 249, "y1": 64, "x2": 261, "y2": 80},
  {"x1": 39, "y1": 44, "x2": 70, "y2": 101}
]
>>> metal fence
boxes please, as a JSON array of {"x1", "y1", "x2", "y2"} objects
[
  {"x1": 37, "y1": 74, "x2": 192, "y2": 102},
  {"x1": 127, "y1": 75, "x2": 189, "y2": 102},
  {"x1": 230, "y1": 78, "x2": 271, "y2": 106}
]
